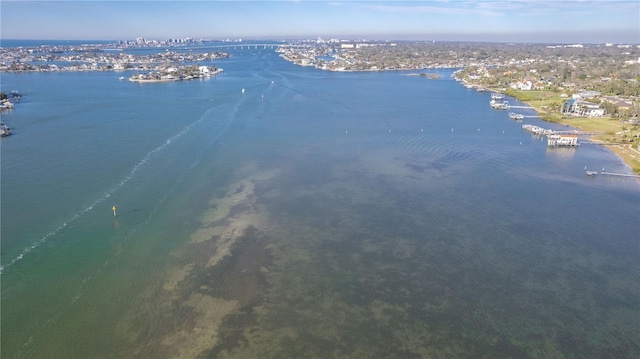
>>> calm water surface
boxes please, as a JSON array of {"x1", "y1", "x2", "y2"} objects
[{"x1": 1, "y1": 47, "x2": 639, "y2": 358}]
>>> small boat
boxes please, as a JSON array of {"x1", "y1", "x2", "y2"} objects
[
  {"x1": 490, "y1": 100, "x2": 509, "y2": 110},
  {"x1": 1, "y1": 122, "x2": 11, "y2": 137},
  {"x1": 10, "y1": 90, "x2": 22, "y2": 100},
  {"x1": 585, "y1": 170, "x2": 598, "y2": 176},
  {"x1": 508, "y1": 112, "x2": 524, "y2": 120},
  {"x1": 491, "y1": 93, "x2": 505, "y2": 100}
]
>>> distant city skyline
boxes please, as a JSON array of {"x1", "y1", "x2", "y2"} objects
[{"x1": 1, "y1": 1, "x2": 639, "y2": 44}]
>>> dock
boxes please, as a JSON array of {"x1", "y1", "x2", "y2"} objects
[
  {"x1": 522, "y1": 124, "x2": 603, "y2": 137},
  {"x1": 601, "y1": 171, "x2": 640, "y2": 178},
  {"x1": 521, "y1": 124, "x2": 586, "y2": 147},
  {"x1": 547, "y1": 133, "x2": 579, "y2": 147},
  {"x1": 584, "y1": 168, "x2": 640, "y2": 179},
  {"x1": 553, "y1": 130, "x2": 604, "y2": 136},
  {"x1": 522, "y1": 124, "x2": 555, "y2": 136},
  {"x1": 489, "y1": 101, "x2": 533, "y2": 111}
]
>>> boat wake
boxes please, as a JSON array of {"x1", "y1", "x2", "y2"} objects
[{"x1": 1, "y1": 92, "x2": 247, "y2": 274}]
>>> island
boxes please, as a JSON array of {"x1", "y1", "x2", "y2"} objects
[{"x1": 128, "y1": 65, "x2": 222, "y2": 82}]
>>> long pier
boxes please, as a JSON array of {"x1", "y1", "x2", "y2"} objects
[
  {"x1": 554, "y1": 130, "x2": 604, "y2": 136},
  {"x1": 522, "y1": 124, "x2": 603, "y2": 137},
  {"x1": 584, "y1": 169, "x2": 640, "y2": 179},
  {"x1": 601, "y1": 171, "x2": 640, "y2": 178}
]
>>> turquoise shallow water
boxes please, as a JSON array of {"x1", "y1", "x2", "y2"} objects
[{"x1": 1, "y1": 47, "x2": 639, "y2": 358}]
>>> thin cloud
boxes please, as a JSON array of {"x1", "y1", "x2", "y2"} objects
[
  {"x1": 340, "y1": 0, "x2": 638, "y2": 18},
  {"x1": 346, "y1": 2, "x2": 503, "y2": 16},
  {"x1": 473, "y1": 0, "x2": 638, "y2": 15}
]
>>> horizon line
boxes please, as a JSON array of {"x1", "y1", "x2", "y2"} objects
[{"x1": 2, "y1": 38, "x2": 639, "y2": 46}]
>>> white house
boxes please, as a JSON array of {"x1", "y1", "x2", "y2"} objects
[
  {"x1": 567, "y1": 100, "x2": 605, "y2": 117},
  {"x1": 510, "y1": 80, "x2": 533, "y2": 90},
  {"x1": 573, "y1": 90, "x2": 600, "y2": 99}
]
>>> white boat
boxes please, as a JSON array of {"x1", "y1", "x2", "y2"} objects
[
  {"x1": 491, "y1": 93, "x2": 505, "y2": 100},
  {"x1": 490, "y1": 100, "x2": 510, "y2": 110},
  {"x1": 1, "y1": 122, "x2": 11, "y2": 137},
  {"x1": 508, "y1": 112, "x2": 524, "y2": 120}
]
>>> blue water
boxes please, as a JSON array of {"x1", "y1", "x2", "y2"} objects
[{"x1": 1, "y1": 47, "x2": 639, "y2": 358}]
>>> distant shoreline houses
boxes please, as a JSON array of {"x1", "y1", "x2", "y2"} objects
[{"x1": 0, "y1": 47, "x2": 230, "y2": 73}]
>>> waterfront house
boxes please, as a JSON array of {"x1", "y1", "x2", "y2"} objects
[
  {"x1": 613, "y1": 100, "x2": 633, "y2": 111},
  {"x1": 577, "y1": 101, "x2": 605, "y2": 117},
  {"x1": 563, "y1": 99, "x2": 605, "y2": 117},
  {"x1": 602, "y1": 96, "x2": 634, "y2": 112}
]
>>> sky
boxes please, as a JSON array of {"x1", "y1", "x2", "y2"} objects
[{"x1": 1, "y1": 0, "x2": 639, "y2": 44}]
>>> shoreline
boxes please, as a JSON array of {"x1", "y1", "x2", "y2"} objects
[
  {"x1": 129, "y1": 78, "x2": 177, "y2": 83},
  {"x1": 474, "y1": 84, "x2": 640, "y2": 175},
  {"x1": 525, "y1": 102, "x2": 640, "y2": 176}
]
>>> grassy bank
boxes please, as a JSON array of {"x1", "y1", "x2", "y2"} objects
[{"x1": 500, "y1": 88, "x2": 640, "y2": 175}]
